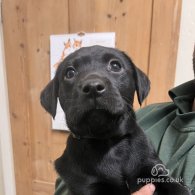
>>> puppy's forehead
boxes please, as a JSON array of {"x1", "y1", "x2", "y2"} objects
[{"x1": 65, "y1": 46, "x2": 122, "y2": 64}]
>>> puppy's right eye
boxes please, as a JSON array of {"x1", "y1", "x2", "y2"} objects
[{"x1": 65, "y1": 67, "x2": 76, "y2": 79}]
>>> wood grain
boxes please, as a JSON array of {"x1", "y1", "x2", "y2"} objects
[
  {"x1": 147, "y1": 0, "x2": 182, "y2": 104},
  {"x1": 32, "y1": 180, "x2": 55, "y2": 195},
  {"x1": 24, "y1": 0, "x2": 69, "y2": 183},
  {"x1": 69, "y1": 0, "x2": 153, "y2": 71},
  {"x1": 3, "y1": 1, "x2": 33, "y2": 194},
  {"x1": 3, "y1": 0, "x2": 69, "y2": 194}
]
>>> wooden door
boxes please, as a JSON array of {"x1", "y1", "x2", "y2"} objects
[{"x1": 2, "y1": 0, "x2": 181, "y2": 194}]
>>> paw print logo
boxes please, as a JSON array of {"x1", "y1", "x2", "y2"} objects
[{"x1": 151, "y1": 164, "x2": 169, "y2": 177}]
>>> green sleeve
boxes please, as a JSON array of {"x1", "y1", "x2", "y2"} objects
[{"x1": 136, "y1": 103, "x2": 195, "y2": 195}]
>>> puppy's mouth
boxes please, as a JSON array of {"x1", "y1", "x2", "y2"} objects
[
  {"x1": 82, "y1": 108, "x2": 122, "y2": 123},
  {"x1": 75, "y1": 96, "x2": 125, "y2": 123},
  {"x1": 66, "y1": 95, "x2": 126, "y2": 138},
  {"x1": 76, "y1": 108, "x2": 123, "y2": 137}
]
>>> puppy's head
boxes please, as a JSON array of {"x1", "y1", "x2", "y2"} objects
[{"x1": 41, "y1": 46, "x2": 150, "y2": 138}]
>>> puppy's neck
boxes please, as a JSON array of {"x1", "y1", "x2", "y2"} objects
[{"x1": 70, "y1": 113, "x2": 137, "y2": 140}]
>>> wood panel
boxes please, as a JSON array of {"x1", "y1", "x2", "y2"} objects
[
  {"x1": 2, "y1": 0, "x2": 182, "y2": 194},
  {"x1": 25, "y1": 0, "x2": 69, "y2": 183},
  {"x1": 147, "y1": 0, "x2": 182, "y2": 104},
  {"x1": 69, "y1": 0, "x2": 153, "y2": 75},
  {"x1": 3, "y1": 1, "x2": 33, "y2": 194},
  {"x1": 3, "y1": 0, "x2": 69, "y2": 195}
]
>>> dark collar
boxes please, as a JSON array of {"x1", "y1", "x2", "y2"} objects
[
  {"x1": 70, "y1": 132, "x2": 131, "y2": 140},
  {"x1": 70, "y1": 132, "x2": 103, "y2": 140}
]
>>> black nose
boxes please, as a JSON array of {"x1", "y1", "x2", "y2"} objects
[{"x1": 82, "y1": 80, "x2": 106, "y2": 97}]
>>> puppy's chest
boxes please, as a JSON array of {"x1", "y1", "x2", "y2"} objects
[
  {"x1": 67, "y1": 139, "x2": 131, "y2": 180},
  {"x1": 95, "y1": 148, "x2": 125, "y2": 180}
]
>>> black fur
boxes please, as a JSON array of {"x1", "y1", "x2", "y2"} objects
[{"x1": 41, "y1": 46, "x2": 191, "y2": 195}]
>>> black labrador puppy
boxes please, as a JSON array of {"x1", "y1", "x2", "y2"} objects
[{"x1": 41, "y1": 46, "x2": 191, "y2": 195}]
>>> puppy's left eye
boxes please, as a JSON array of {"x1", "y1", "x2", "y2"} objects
[{"x1": 108, "y1": 60, "x2": 122, "y2": 72}]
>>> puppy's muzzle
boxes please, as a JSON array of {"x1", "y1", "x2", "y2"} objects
[{"x1": 80, "y1": 76, "x2": 106, "y2": 98}]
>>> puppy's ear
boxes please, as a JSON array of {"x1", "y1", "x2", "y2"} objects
[
  {"x1": 122, "y1": 52, "x2": 150, "y2": 105},
  {"x1": 133, "y1": 66, "x2": 150, "y2": 105},
  {"x1": 40, "y1": 77, "x2": 59, "y2": 118}
]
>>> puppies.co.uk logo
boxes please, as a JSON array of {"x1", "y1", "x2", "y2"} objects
[{"x1": 137, "y1": 164, "x2": 184, "y2": 184}]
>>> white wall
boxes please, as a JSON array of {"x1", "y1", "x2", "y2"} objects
[
  {"x1": 175, "y1": 0, "x2": 195, "y2": 86},
  {"x1": 0, "y1": 149, "x2": 4, "y2": 195},
  {"x1": 0, "y1": 4, "x2": 16, "y2": 195}
]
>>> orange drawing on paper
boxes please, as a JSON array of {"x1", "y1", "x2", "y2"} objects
[
  {"x1": 53, "y1": 38, "x2": 83, "y2": 70},
  {"x1": 53, "y1": 39, "x2": 71, "y2": 70},
  {"x1": 73, "y1": 39, "x2": 82, "y2": 49}
]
